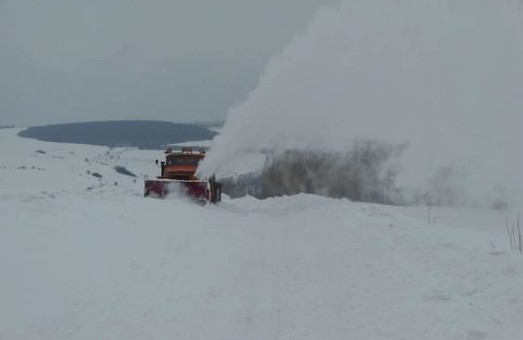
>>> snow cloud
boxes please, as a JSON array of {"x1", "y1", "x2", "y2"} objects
[{"x1": 200, "y1": 0, "x2": 523, "y2": 207}]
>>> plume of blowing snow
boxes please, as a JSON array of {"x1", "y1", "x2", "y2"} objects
[{"x1": 200, "y1": 0, "x2": 523, "y2": 207}]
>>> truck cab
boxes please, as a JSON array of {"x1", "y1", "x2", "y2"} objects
[{"x1": 158, "y1": 147, "x2": 205, "y2": 180}]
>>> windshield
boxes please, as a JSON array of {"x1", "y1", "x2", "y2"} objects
[{"x1": 166, "y1": 155, "x2": 202, "y2": 166}]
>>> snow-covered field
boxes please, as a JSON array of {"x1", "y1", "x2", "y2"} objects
[{"x1": 1, "y1": 128, "x2": 522, "y2": 340}]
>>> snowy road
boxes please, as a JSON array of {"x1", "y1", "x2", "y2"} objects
[{"x1": 1, "y1": 129, "x2": 522, "y2": 340}]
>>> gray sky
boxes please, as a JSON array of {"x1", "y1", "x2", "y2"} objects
[{"x1": 0, "y1": 0, "x2": 339, "y2": 126}]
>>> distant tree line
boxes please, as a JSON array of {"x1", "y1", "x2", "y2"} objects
[
  {"x1": 221, "y1": 141, "x2": 491, "y2": 207},
  {"x1": 222, "y1": 141, "x2": 406, "y2": 204},
  {"x1": 17, "y1": 121, "x2": 216, "y2": 149}
]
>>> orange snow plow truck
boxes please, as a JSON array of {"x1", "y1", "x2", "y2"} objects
[{"x1": 144, "y1": 147, "x2": 222, "y2": 203}]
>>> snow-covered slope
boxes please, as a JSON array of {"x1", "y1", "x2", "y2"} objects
[{"x1": 1, "y1": 128, "x2": 522, "y2": 340}]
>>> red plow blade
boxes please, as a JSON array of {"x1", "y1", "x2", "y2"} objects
[{"x1": 144, "y1": 179, "x2": 209, "y2": 201}]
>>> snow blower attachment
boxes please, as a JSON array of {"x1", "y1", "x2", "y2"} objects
[{"x1": 144, "y1": 147, "x2": 222, "y2": 203}]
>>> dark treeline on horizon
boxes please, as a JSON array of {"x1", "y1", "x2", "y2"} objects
[{"x1": 17, "y1": 120, "x2": 217, "y2": 149}]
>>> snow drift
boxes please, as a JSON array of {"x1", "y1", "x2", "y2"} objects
[{"x1": 199, "y1": 0, "x2": 523, "y2": 208}]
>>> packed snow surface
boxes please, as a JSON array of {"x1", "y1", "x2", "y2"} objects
[{"x1": 1, "y1": 128, "x2": 522, "y2": 340}]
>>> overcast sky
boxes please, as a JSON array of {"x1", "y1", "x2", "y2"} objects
[{"x1": 0, "y1": 0, "x2": 339, "y2": 126}]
